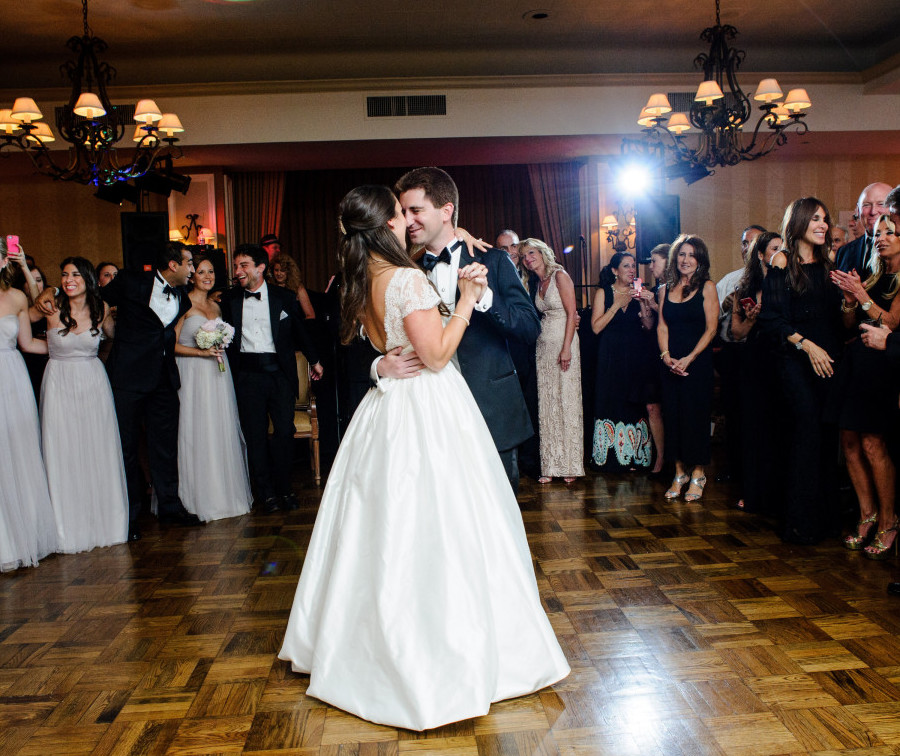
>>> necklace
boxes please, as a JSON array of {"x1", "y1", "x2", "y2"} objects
[{"x1": 612, "y1": 285, "x2": 630, "y2": 294}]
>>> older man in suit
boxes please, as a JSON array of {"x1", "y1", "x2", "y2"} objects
[
  {"x1": 836, "y1": 182, "x2": 892, "y2": 274},
  {"x1": 221, "y1": 244, "x2": 322, "y2": 512}
]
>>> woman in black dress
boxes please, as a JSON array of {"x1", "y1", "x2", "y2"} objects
[
  {"x1": 657, "y1": 235, "x2": 718, "y2": 502},
  {"x1": 727, "y1": 231, "x2": 785, "y2": 513},
  {"x1": 759, "y1": 197, "x2": 842, "y2": 544},
  {"x1": 590, "y1": 252, "x2": 655, "y2": 470},
  {"x1": 829, "y1": 214, "x2": 900, "y2": 558}
]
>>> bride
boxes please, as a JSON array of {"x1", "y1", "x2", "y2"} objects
[{"x1": 278, "y1": 185, "x2": 569, "y2": 731}]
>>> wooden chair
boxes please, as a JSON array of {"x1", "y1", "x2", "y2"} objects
[{"x1": 293, "y1": 353, "x2": 321, "y2": 485}]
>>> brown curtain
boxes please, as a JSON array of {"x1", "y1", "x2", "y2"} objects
[
  {"x1": 527, "y1": 162, "x2": 585, "y2": 289},
  {"x1": 278, "y1": 164, "x2": 544, "y2": 291},
  {"x1": 230, "y1": 172, "x2": 286, "y2": 246}
]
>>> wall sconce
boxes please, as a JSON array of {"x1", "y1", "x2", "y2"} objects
[{"x1": 602, "y1": 212, "x2": 635, "y2": 252}]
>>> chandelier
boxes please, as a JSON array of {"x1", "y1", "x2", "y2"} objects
[
  {"x1": 625, "y1": 0, "x2": 811, "y2": 180},
  {"x1": 0, "y1": 0, "x2": 185, "y2": 187}
]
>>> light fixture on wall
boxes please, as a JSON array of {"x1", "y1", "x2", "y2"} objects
[
  {"x1": 625, "y1": 0, "x2": 810, "y2": 179},
  {"x1": 602, "y1": 213, "x2": 635, "y2": 252},
  {"x1": 0, "y1": 0, "x2": 185, "y2": 186}
]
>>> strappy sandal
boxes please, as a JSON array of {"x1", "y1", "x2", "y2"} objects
[
  {"x1": 864, "y1": 517, "x2": 899, "y2": 560},
  {"x1": 684, "y1": 475, "x2": 707, "y2": 502},
  {"x1": 843, "y1": 512, "x2": 878, "y2": 551},
  {"x1": 665, "y1": 474, "x2": 689, "y2": 500}
]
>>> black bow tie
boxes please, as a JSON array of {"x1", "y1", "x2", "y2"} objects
[
  {"x1": 244, "y1": 290, "x2": 261, "y2": 300},
  {"x1": 422, "y1": 249, "x2": 452, "y2": 271},
  {"x1": 162, "y1": 285, "x2": 176, "y2": 301}
]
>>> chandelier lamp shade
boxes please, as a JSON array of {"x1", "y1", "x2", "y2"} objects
[
  {"x1": 627, "y1": 0, "x2": 811, "y2": 178},
  {"x1": 0, "y1": 0, "x2": 184, "y2": 187}
]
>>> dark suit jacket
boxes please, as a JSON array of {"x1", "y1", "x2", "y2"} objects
[
  {"x1": 101, "y1": 269, "x2": 190, "y2": 392},
  {"x1": 220, "y1": 283, "x2": 320, "y2": 398},
  {"x1": 835, "y1": 234, "x2": 870, "y2": 274},
  {"x1": 448, "y1": 246, "x2": 541, "y2": 451}
]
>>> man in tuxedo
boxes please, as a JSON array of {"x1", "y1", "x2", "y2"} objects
[
  {"x1": 221, "y1": 244, "x2": 323, "y2": 512},
  {"x1": 394, "y1": 167, "x2": 540, "y2": 490},
  {"x1": 101, "y1": 242, "x2": 199, "y2": 539},
  {"x1": 836, "y1": 182, "x2": 892, "y2": 273}
]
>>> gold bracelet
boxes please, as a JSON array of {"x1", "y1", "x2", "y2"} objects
[
  {"x1": 659, "y1": 350, "x2": 669, "y2": 361},
  {"x1": 451, "y1": 312, "x2": 470, "y2": 326},
  {"x1": 840, "y1": 300, "x2": 858, "y2": 313}
]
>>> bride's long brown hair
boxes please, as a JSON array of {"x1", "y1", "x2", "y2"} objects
[{"x1": 337, "y1": 185, "x2": 416, "y2": 344}]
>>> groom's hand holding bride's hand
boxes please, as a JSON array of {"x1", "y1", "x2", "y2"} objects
[{"x1": 458, "y1": 263, "x2": 488, "y2": 302}]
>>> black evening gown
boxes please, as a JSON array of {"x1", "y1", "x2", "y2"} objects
[
  {"x1": 660, "y1": 284, "x2": 714, "y2": 468},
  {"x1": 759, "y1": 262, "x2": 842, "y2": 543}
]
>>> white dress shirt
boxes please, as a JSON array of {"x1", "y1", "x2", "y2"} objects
[
  {"x1": 149, "y1": 273, "x2": 180, "y2": 326},
  {"x1": 423, "y1": 240, "x2": 493, "y2": 315},
  {"x1": 240, "y1": 281, "x2": 277, "y2": 353}
]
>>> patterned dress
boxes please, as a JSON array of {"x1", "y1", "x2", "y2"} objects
[
  {"x1": 592, "y1": 285, "x2": 653, "y2": 469},
  {"x1": 535, "y1": 270, "x2": 584, "y2": 478}
]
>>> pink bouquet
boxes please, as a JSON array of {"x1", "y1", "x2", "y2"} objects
[{"x1": 195, "y1": 318, "x2": 235, "y2": 372}]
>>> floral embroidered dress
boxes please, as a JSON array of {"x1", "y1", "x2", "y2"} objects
[{"x1": 592, "y1": 284, "x2": 653, "y2": 469}]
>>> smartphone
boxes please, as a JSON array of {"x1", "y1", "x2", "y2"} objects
[
  {"x1": 739, "y1": 297, "x2": 756, "y2": 309},
  {"x1": 6, "y1": 235, "x2": 19, "y2": 256},
  {"x1": 633, "y1": 277, "x2": 643, "y2": 294}
]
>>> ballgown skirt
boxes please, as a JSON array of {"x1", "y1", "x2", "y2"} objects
[{"x1": 278, "y1": 364, "x2": 570, "y2": 731}]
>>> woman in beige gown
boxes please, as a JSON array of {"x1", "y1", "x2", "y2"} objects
[{"x1": 520, "y1": 238, "x2": 584, "y2": 483}]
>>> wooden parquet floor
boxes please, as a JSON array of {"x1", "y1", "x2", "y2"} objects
[{"x1": 2, "y1": 470, "x2": 900, "y2": 756}]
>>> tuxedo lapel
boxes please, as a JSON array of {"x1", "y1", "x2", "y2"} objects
[
  {"x1": 268, "y1": 287, "x2": 281, "y2": 344},
  {"x1": 230, "y1": 290, "x2": 245, "y2": 351}
]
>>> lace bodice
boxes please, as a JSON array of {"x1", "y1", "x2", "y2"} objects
[{"x1": 383, "y1": 268, "x2": 440, "y2": 352}]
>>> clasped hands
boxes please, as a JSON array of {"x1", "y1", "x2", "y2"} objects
[{"x1": 457, "y1": 262, "x2": 488, "y2": 302}]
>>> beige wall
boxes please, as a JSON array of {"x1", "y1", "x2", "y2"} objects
[
  {"x1": 0, "y1": 177, "x2": 166, "y2": 285},
  {"x1": 592, "y1": 154, "x2": 900, "y2": 286},
  {"x1": 4, "y1": 151, "x2": 899, "y2": 292}
]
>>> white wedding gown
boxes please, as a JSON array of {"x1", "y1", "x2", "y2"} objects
[{"x1": 278, "y1": 268, "x2": 569, "y2": 731}]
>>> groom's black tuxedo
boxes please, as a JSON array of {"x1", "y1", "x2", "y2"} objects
[
  {"x1": 101, "y1": 269, "x2": 192, "y2": 525},
  {"x1": 220, "y1": 284, "x2": 320, "y2": 504},
  {"x1": 103, "y1": 269, "x2": 191, "y2": 392},
  {"x1": 443, "y1": 246, "x2": 540, "y2": 455}
]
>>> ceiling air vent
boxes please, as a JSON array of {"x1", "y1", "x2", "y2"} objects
[
  {"x1": 367, "y1": 95, "x2": 447, "y2": 118},
  {"x1": 667, "y1": 91, "x2": 745, "y2": 113}
]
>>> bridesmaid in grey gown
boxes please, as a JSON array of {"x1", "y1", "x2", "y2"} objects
[
  {"x1": 173, "y1": 256, "x2": 252, "y2": 521},
  {"x1": 0, "y1": 237, "x2": 56, "y2": 571},
  {"x1": 40, "y1": 257, "x2": 128, "y2": 553}
]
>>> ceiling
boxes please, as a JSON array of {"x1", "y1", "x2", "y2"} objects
[{"x1": 2, "y1": 0, "x2": 900, "y2": 91}]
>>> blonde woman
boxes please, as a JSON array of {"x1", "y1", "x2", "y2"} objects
[
  {"x1": 520, "y1": 238, "x2": 583, "y2": 483},
  {"x1": 269, "y1": 253, "x2": 316, "y2": 319}
]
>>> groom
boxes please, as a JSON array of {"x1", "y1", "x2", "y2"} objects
[
  {"x1": 394, "y1": 167, "x2": 540, "y2": 490},
  {"x1": 221, "y1": 244, "x2": 323, "y2": 512}
]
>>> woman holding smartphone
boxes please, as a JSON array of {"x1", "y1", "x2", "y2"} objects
[
  {"x1": 590, "y1": 251, "x2": 656, "y2": 471},
  {"x1": 0, "y1": 235, "x2": 56, "y2": 571}
]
